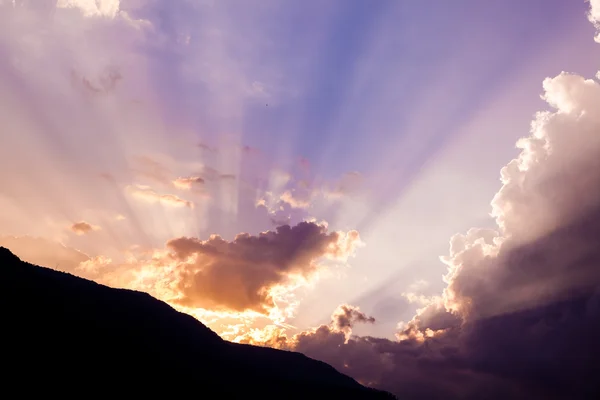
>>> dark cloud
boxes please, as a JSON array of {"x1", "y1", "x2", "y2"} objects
[
  {"x1": 2, "y1": 2, "x2": 598, "y2": 399},
  {"x1": 260, "y1": 290, "x2": 600, "y2": 398},
  {"x1": 165, "y1": 222, "x2": 361, "y2": 313},
  {"x1": 332, "y1": 304, "x2": 376, "y2": 332}
]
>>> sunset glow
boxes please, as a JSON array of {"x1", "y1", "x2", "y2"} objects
[{"x1": 2, "y1": 0, "x2": 600, "y2": 397}]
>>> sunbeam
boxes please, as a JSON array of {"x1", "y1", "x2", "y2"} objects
[{"x1": 2, "y1": 1, "x2": 600, "y2": 398}]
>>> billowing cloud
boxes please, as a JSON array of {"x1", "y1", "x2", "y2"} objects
[
  {"x1": 441, "y1": 70, "x2": 600, "y2": 321},
  {"x1": 236, "y1": 305, "x2": 392, "y2": 387},
  {"x1": 590, "y1": 0, "x2": 600, "y2": 42},
  {"x1": 331, "y1": 304, "x2": 375, "y2": 333},
  {"x1": 69, "y1": 221, "x2": 100, "y2": 235},
  {"x1": 166, "y1": 222, "x2": 361, "y2": 313},
  {"x1": 242, "y1": 8, "x2": 600, "y2": 397}
]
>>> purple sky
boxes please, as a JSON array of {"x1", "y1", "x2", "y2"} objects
[
  {"x1": 0, "y1": 0, "x2": 595, "y2": 332},
  {"x1": 2, "y1": 1, "x2": 600, "y2": 397}
]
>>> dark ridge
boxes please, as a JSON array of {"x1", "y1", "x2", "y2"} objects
[{"x1": 0, "y1": 247, "x2": 395, "y2": 399}]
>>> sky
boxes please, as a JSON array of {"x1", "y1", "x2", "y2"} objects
[{"x1": 1, "y1": 0, "x2": 600, "y2": 398}]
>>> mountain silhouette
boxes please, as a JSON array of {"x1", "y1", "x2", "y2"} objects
[{"x1": 0, "y1": 247, "x2": 395, "y2": 399}]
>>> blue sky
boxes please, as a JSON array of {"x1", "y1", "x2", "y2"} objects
[{"x1": 237, "y1": 0, "x2": 595, "y2": 176}]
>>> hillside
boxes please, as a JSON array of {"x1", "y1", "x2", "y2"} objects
[{"x1": 0, "y1": 246, "x2": 395, "y2": 399}]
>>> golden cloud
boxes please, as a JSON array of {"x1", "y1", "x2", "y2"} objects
[
  {"x1": 165, "y1": 222, "x2": 361, "y2": 313},
  {"x1": 127, "y1": 185, "x2": 194, "y2": 208}
]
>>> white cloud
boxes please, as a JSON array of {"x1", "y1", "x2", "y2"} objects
[{"x1": 57, "y1": 0, "x2": 120, "y2": 18}]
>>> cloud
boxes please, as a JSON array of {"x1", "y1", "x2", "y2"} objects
[
  {"x1": 331, "y1": 304, "x2": 375, "y2": 333},
  {"x1": 254, "y1": 169, "x2": 365, "y2": 217},
  {"x1": 172, "y1": 176, "x2": 205, "y2": 190},
  {"x1": 589, "y1": 0, "x2": 600, "y2": 42},
  {"x1": 165, "y1": 222, "x2": 362, "y2": 313},
  {"x1": 441, "y1": 71, "x2": 600, "y2": 321},
  {"x1": 242, "y1": 6, "x2": 600, "y2": 397},
  {"x1": 57, "y1": 0, "x2": 121, "y2": 18},
  {"x1": 280, "y1": 190, "x2": 312, "y2": 209},
  {"x1": 58, "y1": 222, "x2": 364, "y2": 338},
  {"x1": 236, "y1": 305, "x2": 392, "y2": 387},
  {"x1": 237, "y1": 304, "x2": 376, "y2": 345},
  {"x1": 127, "y1": 185, "x2": 194, "y2": 208},
  {"x1": 266, "y1": 172, "x2": 364, "y2": 212},
  {"x1": 70, "y1": 221, "x2": 100, "y2": 235}
]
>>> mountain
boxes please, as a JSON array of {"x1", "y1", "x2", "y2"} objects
[{"x1": 0, "y1": 247, "x2": 395, "y2": 399}]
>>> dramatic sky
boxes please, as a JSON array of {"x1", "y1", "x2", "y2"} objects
[{"x1": 2, "y1": 0, "x2": 600, "y2": 398}]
